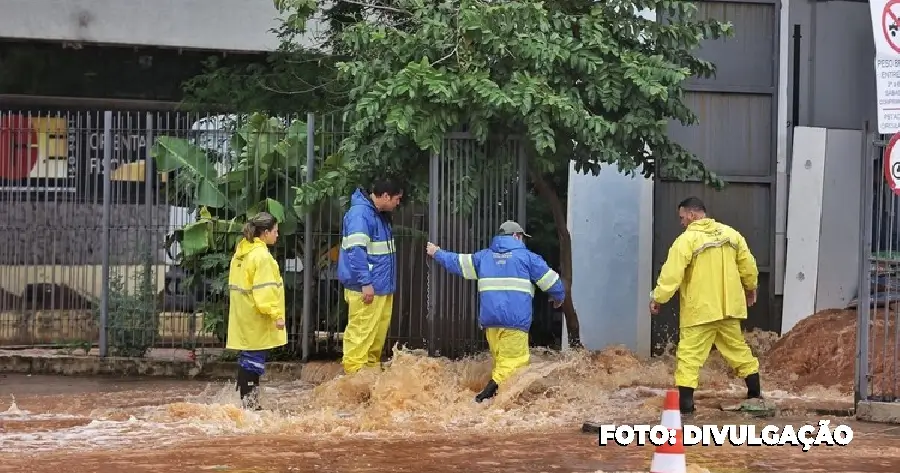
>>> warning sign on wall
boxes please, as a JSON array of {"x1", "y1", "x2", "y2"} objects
[
  {"x1": 875, "y1": 57, "x2": 900, "y2": 134},
  {"x1": 872, "y1": 0, "x2": 900, "y2": 133},
  {"x1": 871, "y1": 0, "x2": 900, "y2": 56}
]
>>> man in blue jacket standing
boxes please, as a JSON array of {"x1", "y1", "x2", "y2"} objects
[
  {"x1": 426, "y1": 220, "x2": 566, "y2": 402},
  {"x1": 337, "y1": 178, "x2": 404, "y2": 374}
]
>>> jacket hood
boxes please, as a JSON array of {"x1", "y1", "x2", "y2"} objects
[
  {"x1": 686, "y1": 218, "x2": 720, "y2": 234},
  {"x1": 489, "y1": 235, "x2": 526, "y2": 253},
  {"x1": 235, "y1": 237, "x2": 269, "y2": 258},
  {"x1": 350, "y1": 188, "x2": 375, "y2": 210}
]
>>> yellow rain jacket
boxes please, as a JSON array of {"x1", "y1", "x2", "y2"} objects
[
  {"x1": 651, "y1": 218, "x2": 758, "y2": 329},
  {"x1": 225, "y1": 238, "x2": 287, "y2": 351}
]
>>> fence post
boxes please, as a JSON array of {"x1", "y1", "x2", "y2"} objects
[
  {"x1": 856, "y1": 123, "x2": 875, "y2": 405},
  {"x1": 301, "y1": 113, "x2": 315, "y2": 362},
  {"x1": 427, "y1": 151, "x2": 439, "y2": 356},
  {"x1": 516, "y1": 144, "x2": 527, "y2": 224},
  {"x1": 99, "y1": 111, "x2": 113, "y2": 357},
  {"x1": 144, "y1": 112, "x2": 154, "y2": 250},
  {"x1": 144, "y1": 113, "x2": 156, "y2": 350}
]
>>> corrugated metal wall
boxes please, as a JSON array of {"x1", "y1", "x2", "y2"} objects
[{"x1": 652, "y1": 0, "x2": 781, "y2": 352}]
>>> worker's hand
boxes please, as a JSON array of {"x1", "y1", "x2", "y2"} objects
[
  {"x1": 426, "y1": 242, "x2": 440, "y2": 257},
  {"x1": 746, "y1": 288, "x2": 757, "y2": 307},
  {"x1": 649, "y1": 301, "x2": 661, "y2": 315},
  {"x1": 552, "y1": 299, "x2": 563, "y2": 309},
  {"x1": 275, "y1": 319, "x2": 285, "y2": 330},
  {"x1": 361, "y1": 284, "x2": 375, "y2": 304}
]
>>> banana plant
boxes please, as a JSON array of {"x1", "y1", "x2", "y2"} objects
[
  {"x1": 151, "y1": 112, "x2": 346, "y2": 343},
  {"x1": 152, "y1": 113, "x2": 309, "y2": 255}
]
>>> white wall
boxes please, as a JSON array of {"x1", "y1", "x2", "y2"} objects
[
  {"x1": 563, "y1": 162, "x2": 653, "y2": 357},
  {"x1": 815, "y1": 128, "x2": 863, "y2": 312},
  {"x1": 0, "y1": 0, "x2": 325, "y2": 52},
  {"x1": 782, "y1": 127, "x2": 863, "y2": 334}
]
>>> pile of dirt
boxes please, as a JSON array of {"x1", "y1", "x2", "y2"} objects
[{"x1": 764, "y1": 308, "x2": 899, "y2": 394}]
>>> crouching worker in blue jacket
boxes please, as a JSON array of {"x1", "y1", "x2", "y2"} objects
[{"x1": 426, "y1": 220, "x2": 566, "y2": 403}]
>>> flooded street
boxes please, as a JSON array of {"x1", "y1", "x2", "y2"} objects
[
  {"x1": 1, "y1": 346, "x2": 899, "y2": 472},
  {"x1": 3, "y1": 423, "x2": 900, "y2": 473}
]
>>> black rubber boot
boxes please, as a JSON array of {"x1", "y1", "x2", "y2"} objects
[
  {"x1": 678, "y1": 386, "x2": 695, "y2": 415},
  {"x1": 475, "y1": 379, "x2": 499, "y2": 403},
  {"x1": 236, "y1": 367, "x2": 263, "y2": 411},
  {"x1": 745, "y1": 372, "x2": 762, "y2": 399}
]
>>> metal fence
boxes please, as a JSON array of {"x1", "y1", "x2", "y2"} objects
[
  {"x1": 0, "y1": 109, "x2": 526, "y2": 360},
  {"x1": 857, "y1": 129, "x2": 900, "y2": 403}
]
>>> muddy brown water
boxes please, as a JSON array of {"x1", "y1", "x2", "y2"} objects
[{"x1": 0, "y1": 347, "x2": 898, "y2": 472}]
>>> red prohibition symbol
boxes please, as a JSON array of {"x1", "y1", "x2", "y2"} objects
[
  {"x1": 884, "y1": 0, "x2": 900, "y2": 54},
  {"x1": 883, "y1": 133, "x2": 900, "y2": 196}
]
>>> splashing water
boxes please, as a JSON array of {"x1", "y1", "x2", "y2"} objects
[{"x1": 0, "y1": 334, "x2": 852, "y2": 456}]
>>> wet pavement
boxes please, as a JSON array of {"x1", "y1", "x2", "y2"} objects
[
  {"x1": 1, "y1": 350, "x2": 899, "y2": 473},
  {"x1": 2, "y1": 421, "x2": 900, "y2": 473}
]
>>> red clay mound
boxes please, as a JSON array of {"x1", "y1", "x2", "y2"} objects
[{"x1": 764, "y1": 309, "x2": 899, "y2": 395}]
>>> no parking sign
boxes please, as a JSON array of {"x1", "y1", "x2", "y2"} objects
[
  {"x1": 871, "y1": 0, "x2": 900, "y2": 133},
  {"x1": 884, "y1": 133, "x2": 900, "y2": 195}
]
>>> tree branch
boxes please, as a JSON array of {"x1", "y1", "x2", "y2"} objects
[
  {"x1": 336, "y1": 0, "x2": 410, "y2": 15},
  {"x1": 528, "y1": 162, "x2": 582, "y2": 348}
]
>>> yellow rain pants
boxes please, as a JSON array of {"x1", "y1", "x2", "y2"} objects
[
  {"x1": 674, "y1": 318, "x2": 760, "y2": 389},
  {"x1": 342, "y1": 289, "x2": 394, "y2": 374},
  {"x1": 485, "y1": 327, "x2": 530, "y2": 384}
]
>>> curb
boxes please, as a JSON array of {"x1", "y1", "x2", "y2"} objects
[{"x1": 0, "y1": 354, "x2": 323, "y2": 382}]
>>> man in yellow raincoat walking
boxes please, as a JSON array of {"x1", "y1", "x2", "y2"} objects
[{"x1": 650, "y1": 197, "x2": 761, "y2": 415}]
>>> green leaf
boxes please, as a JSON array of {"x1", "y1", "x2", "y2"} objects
[
  {"x1": 280, "y1": 208, "x2": 299, "y2": 235},
  {"x1": 266, "y1": 198, "x2": 286, "y2": 223},
  {"x1": 154, "y1": 136, "x2": 229, "y2": 208},
  {"x1": 195, "y1": 180, "x2": 229, "y2": 208},
  {"x1": 181, "y1": 222, "x2": 211, "y2": 257},
  {"x1": 152, "y1": 136, "x2": 220, "y2": 181}
]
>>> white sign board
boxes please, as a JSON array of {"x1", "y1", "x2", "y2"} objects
[
  {"x1": 871, "y1": 0, "x2": 900, "y2": 133},
  {"x1": 871, "y1": 0, "x2": 900, "y2": 56},
  {"x1": 875, "y1": 57, "x2": 900, "y2": 134}
]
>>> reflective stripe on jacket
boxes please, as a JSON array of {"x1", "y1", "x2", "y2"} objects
[
  {"x1": 336, "y1": 188, "x2": 397, "y2": 295},
  {"x1": 433, "y1": 235, "x2": 566, "y2": 332},
  {"x1": 225, "y1": 238, "x2": 287, "y2": 351},
  {"x1": 651, "y1": 218, "x2": 759, "y2": 329}
]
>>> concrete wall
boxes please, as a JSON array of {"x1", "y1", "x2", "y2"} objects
[
  {"x1": 781, "y1": 127, "x2": 863, "y2": 334},
  {"x1": 564, "y1": 163, "x2": 653, "y2": 358},
  {"x1": 0, "y1": 0, "x2": 326, "y2": 51},
  {"x1": 791, "y1": 0, "x2": 876, "y2": 129},
  {"x1": 777, "y1": 0, "x2": 872, "y2": 331},
  {"x1": 815, "y1": 128, "x2": 863, "y2": 312}
]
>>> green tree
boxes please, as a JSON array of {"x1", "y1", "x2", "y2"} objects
[{"x1": 280, "y1": 0, "x2": 731, "y2": 346}]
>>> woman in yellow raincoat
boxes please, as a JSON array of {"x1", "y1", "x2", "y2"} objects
[{"x1": 226, "y1": 212, "x2": 287, "y2": 410}]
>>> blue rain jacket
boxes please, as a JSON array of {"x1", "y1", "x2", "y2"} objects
[
  {"x1": 433, "y1": 235, "x2": 566, "y2": 332},
  {"x1": 337, "y1": 188, "x2": 398, "y2": 295}
]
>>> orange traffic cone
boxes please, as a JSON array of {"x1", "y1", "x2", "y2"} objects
[{"x1": 649, "y1": 389, "x2": 686, "y2": 473}]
